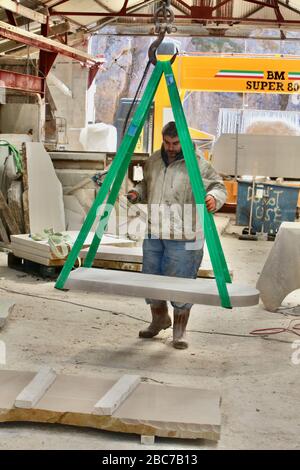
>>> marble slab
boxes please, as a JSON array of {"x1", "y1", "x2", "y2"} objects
[
  {"x1": 11, "y1": 233, "x2": 136, "y2": 261},
  {"x1": 0, "y1": 300, "x2": 15, "y2": 328},
  {"x1": 65, "y1": 268, "x2": 259, "y2": 307},
  {"x1": 0, "y1": 370, "x2": 221, "y2": 441},
  {"x1": 26, "y1": 143, "x2": 65, "y2": 233},
  {"x1": 15, "y1": 367, "x2": 56, "y2": 409}
]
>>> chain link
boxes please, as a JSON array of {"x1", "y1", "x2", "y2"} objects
[
  {"x1": 148, "y1": 1, "x2": 178, "y2": 64},
  {"x1": 154, "y1": 0, "x2": 176, "y2": 35}
]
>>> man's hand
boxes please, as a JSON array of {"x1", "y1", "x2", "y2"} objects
[
  {"x1": 127, "y1": 190, "x2": 139, "y2": 204},
  {"x1": 205, "y1": 195, "x2": 216, "y2": 212}
]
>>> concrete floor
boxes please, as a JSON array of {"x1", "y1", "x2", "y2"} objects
[{"x1": 0, "y1": 223, "x2": 299, "y2": 450}]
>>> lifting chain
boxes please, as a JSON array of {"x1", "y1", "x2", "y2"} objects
[
  {"x1": 148, "y1": 1, "x2": 177, "y2": 65},
  {"x1": 154, "y1": 0, "x2": 175, "y2": 35}
]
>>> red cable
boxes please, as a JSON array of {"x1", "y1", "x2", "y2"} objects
[{"x1": 250, "y1": 320, "x2": 300, "y2": 337}]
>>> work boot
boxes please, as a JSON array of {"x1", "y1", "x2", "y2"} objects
[
  {"x1": 173, "y1": 307, "x2": 191, "y2": 349},
  {"x1": 139, "y1": 303, "x2": 171, "y2": 338}
]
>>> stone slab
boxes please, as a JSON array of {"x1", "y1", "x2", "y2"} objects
[
  {"x1": 26, "y1": 143, "x2": 65, "y2": 233},
  {"x1": 212, "y1": 133, "x2": 300, "y2": 178},
  {"x1": 11, "y1": 233, "x2": 136, "y2": 258},
  {"x1": 15, "y1": 367, "x2": 57, "y2": 409},
  {"x1": 49, "y1": 151, "x2": 106, "y2": 162},
  {"x1": 94, "y1": 374, "x2": 140, "y2": 415},
  {"x1": 257, "y1": 221, "x2": 300, "y2": 311},
  {"x1": 141, "y1": 435, "x2": 155, "y2": 445},
  {"x1": 80, "y1": 245, "x2": 143, "y2": 263},
  {"x1": 10, "y1": 248, "x2": 65, "y2": 267},
  {"x1": 63, "y1": 195, "x2": 86, "y2": 230},
  {"x1": 65, "y1": 268, "x2": 259, "y2": 307},
  {"x1": 0, "y1": 299, "x2": 15, "y2": 328},
  {"x1": 0, "y1": 370, "x2": 221, "y2": 441},
  {"x1": 56, "y1": 169, "x2": 99, "y2": 188}
]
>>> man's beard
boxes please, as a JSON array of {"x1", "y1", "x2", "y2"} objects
[{"x1": 162, "y1": 145, "x2": 181, "y2": 159}]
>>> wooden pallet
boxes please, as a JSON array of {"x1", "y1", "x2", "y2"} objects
[
  {"x1": 88, "y1": 258, "x2": 233, "y2": 279},
  {"x1": 7, "y1": 253, "x2": 66, "y2": 278},
  {"x1": 80, "y1": 246, "x2": 234, "y2": 280}
]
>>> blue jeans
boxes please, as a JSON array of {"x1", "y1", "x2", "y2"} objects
[{"x1": 142, "y1": 237, "x2": 204, "y2": 310}]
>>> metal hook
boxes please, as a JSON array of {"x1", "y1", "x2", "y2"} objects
[
  {"x1": 148, "y1": 32, "x2": 165, "y2": 65},
  {"x1": 148, "y1": 0, "x2": 177, "y2": 65},
  {"x1": 170, "y1": 48, "x2": 178, "y2": 64},
  {"x1": 148, "y1": 33, "x2": 178, "y2": 65}
]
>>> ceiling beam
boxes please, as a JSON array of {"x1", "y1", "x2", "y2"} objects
[
  {"x1": 0, "y1": 20, "x2": 104, "y2": 66},
  {"x1": 271, "y1": 0, "x2": 285, "y2": 21},
  {"x1": 212, "y1": 0, "x2": 232, "y2": 12},
  {"x1": 243, "y1": 0, "x2": 275, "y2": 8},
  {"x1": 65, "y1": 0, "x2": 300, "y2": 32},
  {"x1": 51, "y1": 0, "x2": 159, "y2": 20},
  {"x1": 93, "y1": 0, "x2": 115, "y2": 13},
  {"x1": 0, "y1": 21, "x2": 71, "y2": 54},
  {"x1": 120, "y1": 0, "x2": 130, "y2": 13},
  {"x1": 278, "y1": 0, "x2": 300, "y2": 16},
  {"x1": 0, "y1": 68, "x2": 44, "y2": 93},
  {"x1": 5, "y1": 30, "x2": 86, "y2": 57},
  {"x1": 270, "y1": 0, "x2": 286, "y2": 37},
  {"x1": 228, "y1": 4, "x2": 264, "y2": 26},
  {"x1": 87, "y1": 0, "x2": 158, "y2": 33},
  {"x1": 171, "y1": 0, "x2": 190, "y2": 16},
  {"x1": 170, "y1": 0, "x2": 190, "y2": 11},
  {"x1": 92, "y1": 27, "x2": 300, "y2": 40},
  {"x1": 47, "y1": 0, "x2": 70, "y2": 8},
  {"x1": 5, "y1": 8, "x2": 17, "y2": 26},
  {"x1": 49, "y1": 9, "x2": 300, "y2": 25},
  {"x1": 0, "y1": 0, "x2": 48, "y2": 24}
]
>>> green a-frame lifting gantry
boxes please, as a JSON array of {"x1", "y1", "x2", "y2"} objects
[{"x1": 55, "y1": 59, "x2": 233, "y2": 309}]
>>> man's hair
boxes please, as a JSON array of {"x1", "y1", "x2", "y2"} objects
[{"x1": 162, "y1": 121, "x2": 178, "y2": 138}]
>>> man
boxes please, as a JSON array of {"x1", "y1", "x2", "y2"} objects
[{"x1": 127, "y1": 121, "x2": 226, "y2": 349}]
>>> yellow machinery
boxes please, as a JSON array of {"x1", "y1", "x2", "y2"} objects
[{"x1": 154, "y1": 53, "x2": 300, "y2": 205}]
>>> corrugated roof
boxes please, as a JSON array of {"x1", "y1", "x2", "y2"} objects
[
  {"x1": 40, "y1": 0, "x2": 158, "y2": 28},
  {"x1": 1, "y1": 1, "x2": 300, "y2": 49},
  {"x1": 38, "y1": 1, "x2": 300, "y2": 31}
]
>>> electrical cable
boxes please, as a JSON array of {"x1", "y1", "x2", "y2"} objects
[
  {"x1": 121, "y1": 59, "x2": 151, "y2": 138},
  {"x1": 0, "y1": 286, "x2": 293, "y2": 342},
  {"x1": 250, "y1": 318, "x2": 300, "y2": 337},
  {"x1": 121, "y1": 0, "x2": 176, "y2": 138}
]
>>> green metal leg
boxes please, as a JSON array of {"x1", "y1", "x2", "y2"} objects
[
  {"x1": 84, "y1": 149, "x2": 137, "y2": 267},
  {"x1": 85, "y1": 65, "x2": 164, "y2": 267},
  {"x1": 55, "y1": 62, "x2": 164, "y2": 289},
  {"x1": 162, "y1": 61, "x2": 232, "y2": 308},
  {"x1": 56, "y1": 58, "x2": 232, "y2": 309},
  {"x1": 204, "y1": 216, "x2": 232, "y2": 283}
]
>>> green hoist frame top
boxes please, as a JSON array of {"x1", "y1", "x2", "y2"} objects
[{"x1": 55, "y1": 59, "x2": 232, "y2": 309}]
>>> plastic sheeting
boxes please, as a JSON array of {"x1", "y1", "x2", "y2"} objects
[
  {"x1": 217, "y1": 108, "x2": 300, "y2": 137},
  {"x1": 79, "y1": 123, "x2": 117, "y2": 152}
]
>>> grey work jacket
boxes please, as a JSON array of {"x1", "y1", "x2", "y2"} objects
[{"x1": 134, "y1": 149, "x2": 227, "y2": 241}]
